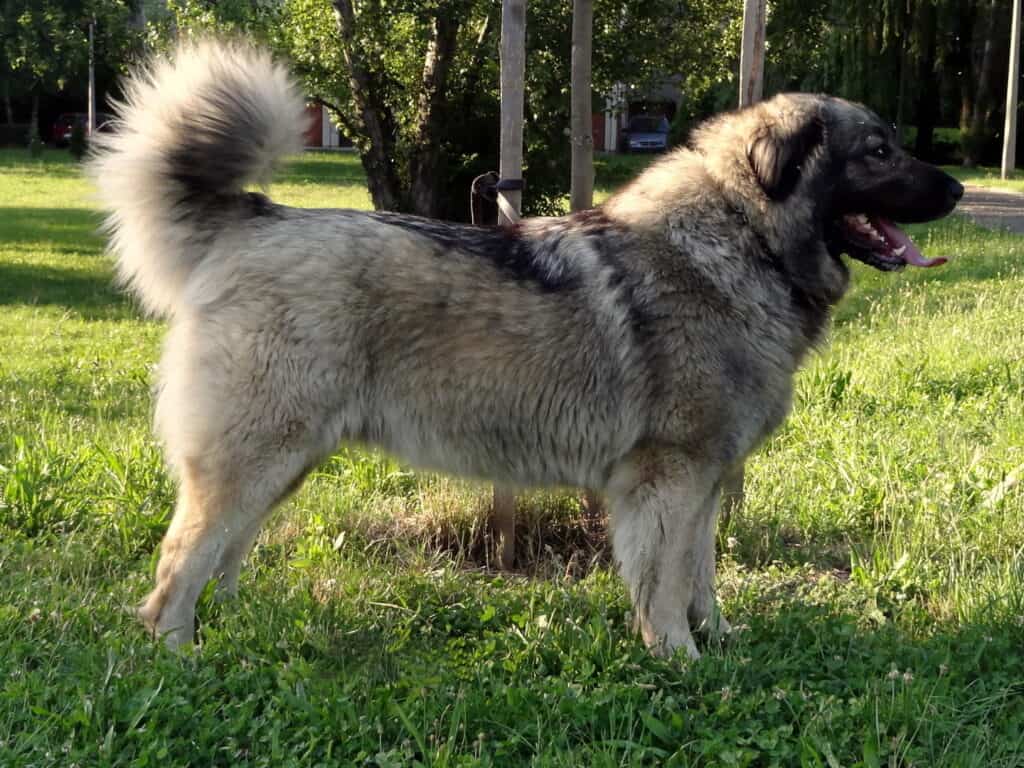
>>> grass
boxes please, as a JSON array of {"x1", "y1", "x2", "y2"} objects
[
  {"x1": 1, "y1": 146, "x2": 1023, "y2": 766},
  {"x1": 943, "y1": 165, "x2": 1024, "y2": 194}
]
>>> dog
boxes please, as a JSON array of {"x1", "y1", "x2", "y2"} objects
[{"x1": 89, "y1": 40, "x2": 962, "y2": 658}]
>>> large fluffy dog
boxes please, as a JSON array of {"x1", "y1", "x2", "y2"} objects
[{"x1": 90, "y1": 41, "x2": 962, "y2": 657}]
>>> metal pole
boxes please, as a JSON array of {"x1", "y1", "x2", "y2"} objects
[
  {"x1": 88, "y1": 18, "x2": 96, "y2": 136},
  {"x1": 738, "y1": 0, "x2": 766, "y2": 108},
  {"x1": 1002, "y1": 0, "x2": 1021, "y2": 179}
]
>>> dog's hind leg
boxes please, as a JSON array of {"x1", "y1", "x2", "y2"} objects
[
  {"x1": 138, "y1": 444, "x2": 318, "y2": 649},
  {"x1": 211, "y1": 452, "x2": 316, "y2": 600},
  {"x1": 607, "y1": 451, "x2": 720, "y2": 660}
]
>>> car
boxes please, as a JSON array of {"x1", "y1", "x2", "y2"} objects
[
  {"x1": 51, "y1": 112, "x2": 114, "y2": 146},
  {"x1": 620, "y1": 115, "x2": 670, "y2": 153}
]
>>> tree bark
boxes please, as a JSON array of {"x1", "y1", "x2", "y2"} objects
[
  {"x1": 914, "y1": 0, "x2": 939, "y2": 159},
  {"x1": 332, "y1": 0, "x2": 403, "y2": 210},
  {"x1": 29, "y1": 89, "x2": 39, "y2": 140},
  {"x1": 570, "y1": 0, "x2": 594, "y2": 211},
  {"x1": 965, "y1": 0, "x2": 1001, "y2": 166},
  {"x1": 957, "y1": 0, "x2": 978, "y2": 136},
  {"x1": 2, "y1": 78, "x2": 13, "y2": 126},
  {"x1": 460, "y1": 14, "x2": 494, "y2": 120},
  {"x1": 408, "y1": 13, "x2": 461, "y2": 217}
]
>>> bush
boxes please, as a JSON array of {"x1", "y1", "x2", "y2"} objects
[{"x1": 0, "y1": 123, "x2": 31, "y2": 147}]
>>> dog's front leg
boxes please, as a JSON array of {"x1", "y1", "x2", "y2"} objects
[
  {"x1": 607, "y1": 453, "x2": 721, "y2": 660},
  {"x1": 688, "y1": 486, "x2": 732, "y2": 640}
]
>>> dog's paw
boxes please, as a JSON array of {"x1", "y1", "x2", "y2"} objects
[
  {"x1": 137, "y1": 590, "x2": 194, "y2": 650},
  {"x1": 637, "y1": 618, "x2": 701, "y2": 660},
  {"x1": 694, "y1": 609, "x2": 733, "y2": 642}
]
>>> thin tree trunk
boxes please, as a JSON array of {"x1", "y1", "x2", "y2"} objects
[
  {"x1": 332, "y1": 0, "x2": 403, "y2": 210},
  {"x1": 460, "y1": 14, "x2": 494, "y2": 120},
  {"x1": 738, "y1": 0, "x2": 767, "y2": 107},
  {"x1": 2, "y1": 79, "x2": 13, "y2": 126},
  {"x1": 29, "y1": 89, "x2": 39, "y2": 140},
  {"x1": 497, "y1": 0, "x2": 526, "y2": 226},
  {"x1": 966, "y1": 0, "x2": 1000, "y2": 166},
  {"x1": 409, "y1": 13, "x2": 461, "y2": 217},
  {"x1": 570, "y1": 0, "x2": 594, "y2": 211},
  {"x1": 958, "y1": 1, "x2": 978, "y2": 136},
  {"x1": 914, "y1": 0, "x2": 939, "y2": 158},
  {"x1": 894, "y1": 2, "x2": 912, "y2": 146},
  {"x1": 895, "y1": 47, "x2": 911, "y2": 145},
  {"x1": 569, "y1": 0, "x2": 603, "y2": 525}
]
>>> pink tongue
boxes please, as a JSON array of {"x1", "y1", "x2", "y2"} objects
[{"x1": 873, "y1": 217, "x2": 947, "y2": 267}]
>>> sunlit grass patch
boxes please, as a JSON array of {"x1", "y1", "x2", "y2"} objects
[{"x1": 1, "y1": 147, "x2": 1023, "y2": 767}]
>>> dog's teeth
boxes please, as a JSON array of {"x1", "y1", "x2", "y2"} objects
[{"x1": 892, "y1": 245, "x2": 906, "y2": 256}]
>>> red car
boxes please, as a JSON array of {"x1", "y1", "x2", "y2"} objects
[{"x1": 51, "y1": 112, "x2": 114, "y2": 146}]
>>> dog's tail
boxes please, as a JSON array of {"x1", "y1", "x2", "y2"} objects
[{"x1": 88, "y1": 40, "x2": 307, "y2": 316}]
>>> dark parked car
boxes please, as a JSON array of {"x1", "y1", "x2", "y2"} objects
[
  {"x1": 620, "y1": 115, "x2": 670, "y2": 153},
  {"x1": 51, "y1": 112, "x2": 114, "y2": 146}
]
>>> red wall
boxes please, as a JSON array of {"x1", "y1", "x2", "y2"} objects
[{"x1": 304, "y1": 104, "x2": 323, "y2": 147}]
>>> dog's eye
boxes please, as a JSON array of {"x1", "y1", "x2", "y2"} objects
[{"x1": 872, "y1": 144, "x2": 891, "y2": 160}]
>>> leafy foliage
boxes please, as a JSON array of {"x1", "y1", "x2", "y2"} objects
[
  {"x1": 0, "y1": 0, "x2": 140, "y2": 109},
  {"x1": 151, "y1": 0, "x2": 743, "y2": 217}
]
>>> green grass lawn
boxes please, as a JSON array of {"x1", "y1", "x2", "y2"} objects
[
  {"x1": 2, "y1": 147, "x2": 1023, "y2": 767},
  {"x1": 943, "y1": 165, "x2": 1024, "y2": 194}
]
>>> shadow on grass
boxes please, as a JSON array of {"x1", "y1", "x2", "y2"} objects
[
  {"x1": 0, "y1": 148, "x2": 81, "y2": 176},
  {"x1": 199, "y1": 559, "x2": 1024, "y2": 767},
  {"x1": 0, "y1": 260, "x2": 132, "y2": 320},
  {"x1": 0, "y1": 207, "x2": 105, "y2": 251}
]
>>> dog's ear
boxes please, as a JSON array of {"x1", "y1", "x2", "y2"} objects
[{"x1": 748, "y1": 111, "x2": 824, "y2": 201}]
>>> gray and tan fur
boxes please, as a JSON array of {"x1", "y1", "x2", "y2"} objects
[{"x1": 89, "y1": 40, "x2": 961, "y2": 657}]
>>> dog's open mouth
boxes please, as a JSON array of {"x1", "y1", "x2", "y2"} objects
[{"x1": 834, "y1": 214, "x2": 947, "y2": 271}]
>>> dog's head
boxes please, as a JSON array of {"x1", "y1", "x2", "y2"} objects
[{"x1": 743, "y1": 94, "x2": 962, "y2": 272}]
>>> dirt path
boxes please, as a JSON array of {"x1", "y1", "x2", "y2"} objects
[{"x1": 958, "y1": 185, "x2": 1024, "y2": 234}]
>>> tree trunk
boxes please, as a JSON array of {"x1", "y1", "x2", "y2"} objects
[
  {"x1": 332, "y1": 0, "x2": 403, "y2": 211},
  {"x1": 460, "y1": 15, "x2": 494, "y2": 120},
  {"x1": 738, "y1": 0, "x2": 767, "y2": 107},
  {"x1": 408, "y1": 13, "x2": 461, "y2": 218},
  {"x1": 2, "y1": 79, "x2": 13, "y2": 126},
  {"x1": 914, "y1": 0, "x2": 939, "y2": 159},
  {"x1": 893, "y1": 1, "x2": 913, "y2": 146},
  {"x1": 895, "y1": 45, "x2": 911, "y2": 146},
  {"x1": 965, "y1": 0, "x2": 1001, "y2": 166},
  {"x1": 958, "y1": 0, "x2": 978, "y2": 136},
  {"x1": 29, "y1": 89, "x2": 39, "y2": 140},
  {"x1": 570, "y1": 0, "x2": 594, "y2": 212}
]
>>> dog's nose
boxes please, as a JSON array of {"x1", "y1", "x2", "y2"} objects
[{"x1": 949, "y1": 179, "x2": 964, "y2": 201}]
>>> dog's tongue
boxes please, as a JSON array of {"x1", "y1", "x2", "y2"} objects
[{"x1": 873, "y1": 217, "x2": 947, "y2": 267}]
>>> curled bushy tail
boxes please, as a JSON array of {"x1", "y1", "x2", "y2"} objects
[{"x1": 88, "y1": 39, "x2": 307, "y2": 316}]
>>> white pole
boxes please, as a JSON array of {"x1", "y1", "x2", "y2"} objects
[
  {"x1": 88, "y1": 18, "x2": 96, "y2": 136},
  {"x1": 739, "y1": 0, "x2": 766, "y2": 107},
  {"x1": 1002, "y1": 0, "x2": 1021, "y2": 179}
]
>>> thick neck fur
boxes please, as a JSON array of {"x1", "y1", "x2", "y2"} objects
[{"x1": 603, "y1": 102, "x2": 849, "y2": 350}]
